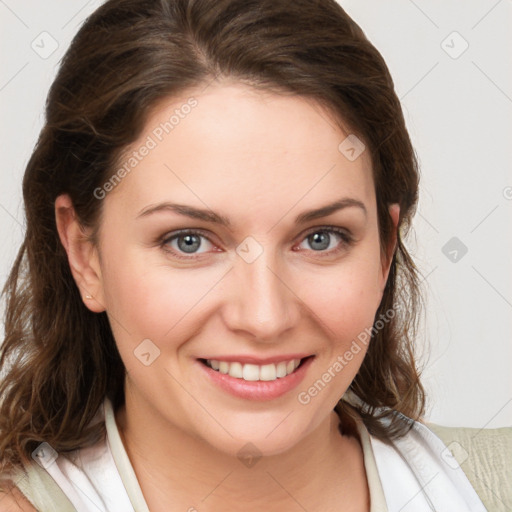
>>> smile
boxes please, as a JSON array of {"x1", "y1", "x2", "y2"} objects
[
  {"x1": 203, "y1": 358, "x2": 302, "y2": 382},
  {"x1": 197, "y1": 356, "x2": 314, "y2": 401}
]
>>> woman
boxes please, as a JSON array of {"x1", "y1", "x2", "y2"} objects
[{"x1": 0, "y1": 0, "x2": 505, "y2": 510}]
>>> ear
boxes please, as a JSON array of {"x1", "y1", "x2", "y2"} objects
[
  {"x1": 380, "y1": 203, "x2": 400, "y2": 291},
  {"x1": 55, "y1": 194, "x2": 106, "y2": 313}
]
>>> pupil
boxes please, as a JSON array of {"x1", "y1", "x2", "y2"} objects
[
  {"x1": 309, "y1": 232, "x2": 330, "y2": 251},
  {"x1": 178, "y1": 234, "x2": 201, "y2": 253}
]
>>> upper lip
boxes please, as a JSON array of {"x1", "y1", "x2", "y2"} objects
[{"x1": 198, "y1": 354, "x2": 313, "y2": 365}]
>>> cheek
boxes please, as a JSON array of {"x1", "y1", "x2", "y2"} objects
[
  {"x1": 300, "y1": 253, "x2": 384, "y2": 341},
  {"x1": 100, "y1": 246, "x2": 227, "y2": 343},
  {"x1": 100, "y1": 231, "x2": 385, "y2": 363},
  {"x1": 292, "y1": 252, "x2": 384, "y2": 407}
]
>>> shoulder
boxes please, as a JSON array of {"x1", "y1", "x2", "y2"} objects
[
  {"x1": 0, "y1": 459, "x2": 76, "y2": 512},
  {"x1": 0, "y1": 481, "x2": 37, "y2": 512},
  {"x1": 426, "y1": 422, "x2": 512, "y2": 511}
]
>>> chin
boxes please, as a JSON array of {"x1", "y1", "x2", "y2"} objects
[{"x1": 192, "y1": 408, "x2": 324, "y2": 460}]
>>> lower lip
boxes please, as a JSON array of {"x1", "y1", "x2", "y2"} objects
[{"x1": 196, "y1": 357, "x2": 314, "y2": 401}]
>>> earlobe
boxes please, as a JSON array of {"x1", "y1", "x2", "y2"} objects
[{"x1": 55, "y1": 194, "x2": 106, "y2": 313}]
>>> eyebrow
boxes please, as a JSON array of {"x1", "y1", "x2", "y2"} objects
[
  {"x1": 136, "y1": 197, "x2": 367, "y2": 226},
  {"x1": 295, "y1": 198, "x2": 367, "y2": 223}
]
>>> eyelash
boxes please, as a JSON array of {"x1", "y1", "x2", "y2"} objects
[{"x1": 158, "y1": 226, "x2": 354, "y2": 261}]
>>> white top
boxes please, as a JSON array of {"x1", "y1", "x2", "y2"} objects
[{"x1": 22, "y1": 397, "x2": 487, "y2": 512}]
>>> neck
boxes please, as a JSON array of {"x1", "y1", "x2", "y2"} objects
[{"x1": 115, "y1": 392, "x2": 369, "y2": 512}]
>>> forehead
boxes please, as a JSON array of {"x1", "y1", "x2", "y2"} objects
[{"x1": 104, "y1": 82, "x2": 375, "y2": 226}]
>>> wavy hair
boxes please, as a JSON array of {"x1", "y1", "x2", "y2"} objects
[{"x1": 0, "y1": 0, "x2": 425, "y2": 475}]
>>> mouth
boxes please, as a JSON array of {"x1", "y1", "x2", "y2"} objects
[
  {"x1": 197, "y1": 355, "x2": 315, "y2": 401},
  {"x1": 198, "y1": 356, "x2": 313, "y2": 382}
]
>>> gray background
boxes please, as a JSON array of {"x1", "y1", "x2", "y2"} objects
[{"x1": 1, "y1": 0, "x2": 511, "y2": 428}]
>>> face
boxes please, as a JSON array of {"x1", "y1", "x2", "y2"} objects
[{"x1": 63, "y1": 82, "x2": 397, "y2": 457}]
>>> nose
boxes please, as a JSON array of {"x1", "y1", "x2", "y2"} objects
[{"x1": 221, "y1": 247, "x2": 301, "y2": 342}]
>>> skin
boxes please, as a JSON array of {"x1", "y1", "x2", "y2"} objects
[
  {"x1": 0, "y1": 485, "x2": 37, "y2": 512},
  {"x1": 55, "y1": 81, "x2": 399, "y2": 511}
]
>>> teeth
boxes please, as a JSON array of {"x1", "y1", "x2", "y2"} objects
[
  {"x1": 229, "y1": 362, "x2": 243, "y2": 379},
  {"x1": 205, "y1": 358, "x2": 302, "y2": 382},
  {"x1": 260, "y1": 363, "x2": 276, "y2": 381},
  {"x1": 276, "y1": 361, "x2": 287, "y2": 378},
  {"x1": 242, "y1": 364, "x2": 259, "y2": 381}
]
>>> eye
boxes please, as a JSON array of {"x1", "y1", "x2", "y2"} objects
[
  {"x1": 160, "y1": 230, "x2": 216, "y2": 259},
  {"x1": 296, "y1": 227, "x2": 353, "y2": 255},
  {"x1": 159, "y1": 226, "x2": 353, "y2": 261}
]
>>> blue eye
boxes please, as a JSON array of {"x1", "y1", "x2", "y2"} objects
[
  {"x1": 161, "y1": 230, "x2": 215, "y2": 258},
  {"x1": 297, "y1": 227, "x2": 353, "y2": 254},
  {"x1": 159, "y1": 226, "x2": 353, "y2": 260}
]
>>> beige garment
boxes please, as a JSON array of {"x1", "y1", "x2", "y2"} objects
[{"x1": 428, "y1": 422, "x2": 512, "y2": 512}]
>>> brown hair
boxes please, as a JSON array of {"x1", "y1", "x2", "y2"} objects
[{"x1": 0, "y1": 0, "x2": 424, "y2": 475}]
